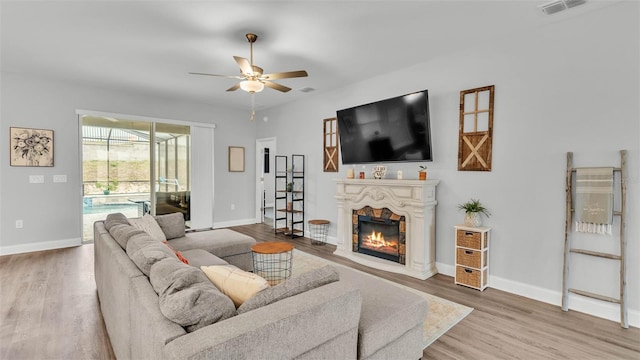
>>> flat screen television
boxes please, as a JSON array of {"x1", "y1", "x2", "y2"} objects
[{"x1": 336, "y1": 90, "x2": 432, "y2": 164}]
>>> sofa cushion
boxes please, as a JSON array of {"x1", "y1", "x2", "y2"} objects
[
  {"x1": 237, "y1": 265, "x2": 340, "y2": 314},
  {"x1": 129, "y1": 214, "x2": 167, "y2": 241},
  {"x1": 201, "y1": 265, "x2": 270, "y2": 307},
  {"x1": 150, "y1": 258, "x2": 236, "y2": 332},
  {"x1": 155, "y1": 212, "x2": 185, "y2": 240},
  {"x1": 126, "y1": 233, "x2": 177, "y2": 276},
  {"x1": 104, "y1": 212, "x2": 129, "y2": 231},
  {"x1": 162, "y1": 241, "x2": 189, "y2": 265},
  {"x1": 181, "y1": 249, "x2": 228, "y2": 268},
  {"x1": 108, "y1": 223, "x2": 147, "y2": 250},
  {"x1": 336, "y1": 267, "x2": 428, "y2": 359},
  {"x1": 168, "y1": 229, "x2": 255, "y2": 258}
]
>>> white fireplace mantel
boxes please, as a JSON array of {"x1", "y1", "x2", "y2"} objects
[{"x1": 334, "y1": 178, "x2": 439, "y2": 280}]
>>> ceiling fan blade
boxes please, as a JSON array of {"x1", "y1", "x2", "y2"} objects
[
  {"x1": 233, "y1": 56, "x2": 254, "y2": 76},
  {"x1": 262, "y1": 70, "x2": 308, "y2": 80},
  {"x1": 226, "y1": 83, "x2": 241, "y2": 92},
  {"x1": 189, "y1": 72, "x2": 243, "y2": 79},
  {"x1": 263, "y1": 81, "x2": 291, "y2": 93}
]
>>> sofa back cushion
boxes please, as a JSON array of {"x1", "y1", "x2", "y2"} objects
[
  {"x1": 155, "y1": 212, "x2": 185, "y2": 240},
  {"x1": 126, "y1": 233, "x2": 177, "y2": 276},
  {"x1": 237, "y1": 265, "x2": 340, "y2": 314},
  {"x1": 109, "y1": 223, "x2": 147, "y2": 250},
  {"x1": 129, "y1": 214, "x2": 167, "y2": 242},
  {"x1": 150, "y1": 258, "x2": 236, "y2": 332},
  {"x1": 104, "y1": 212, "x2": 129, "y2": 231},
  {"x1": 105, "y1": 213, "x2": 140, "y2": 249}
]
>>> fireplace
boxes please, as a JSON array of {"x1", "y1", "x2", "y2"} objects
[
  {"x1": 354, "y1": 207, "x2": 405, "y2": 264},
  {"x1": 335, "y1": 178, "x2": 439, "y2": 280}
]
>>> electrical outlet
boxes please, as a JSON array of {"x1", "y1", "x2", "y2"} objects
[
  {"x1": 16, "y1": 220, "x2": 23, "y2": 229},
  {"x1": 53, "y1": 174, "x2": 67, "y2": 183},
  {"x1": 29, "y1": 175, "x2": 44, "y2": 183},
  {"x1": 231, "y1": 204, "x2": 236, "y2": 210}
]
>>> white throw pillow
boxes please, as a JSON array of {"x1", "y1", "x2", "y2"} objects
[
  {"x1": 201, "y1": 265, "x2": 270, "y2": 307},
  {"x1": 129, "y1": 214, "x2": 167, "y2": 242}
]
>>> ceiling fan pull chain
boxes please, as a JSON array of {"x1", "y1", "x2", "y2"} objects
[{"x1": 250, "y1": 93, "x2": 256, "y2": 121}]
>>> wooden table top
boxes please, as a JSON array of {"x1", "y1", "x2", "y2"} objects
[
  {"x1": 251, "y1": 241, "x2": 294, "y2": 254},
  {"x1": 308, "y1": 219, "x2": 330, "y2": 225}
]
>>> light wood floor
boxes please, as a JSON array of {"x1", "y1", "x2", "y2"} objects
[{"x1": 1, "y1": 223, "x2": 638, "y2": 359}]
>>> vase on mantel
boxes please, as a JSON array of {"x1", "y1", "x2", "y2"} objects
[{"x1": 464, "y1": 212, "x2": 482, "y2": 227}]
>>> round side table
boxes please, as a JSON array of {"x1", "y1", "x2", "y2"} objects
[
  {"x1": 308, "y1": 219, "x2": 330, "y2": 245},
  {"x1": 251, "y1": 241, "x2": 294, "y2": 285}
]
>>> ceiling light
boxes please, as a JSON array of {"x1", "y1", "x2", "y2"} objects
[{"x1": 240, "y1": 80, "x2": 264, "y2": 93}]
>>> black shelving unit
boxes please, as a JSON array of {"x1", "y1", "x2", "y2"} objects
[{"x1": 274, "y1": 154, "x2": 305, "y2": 238}]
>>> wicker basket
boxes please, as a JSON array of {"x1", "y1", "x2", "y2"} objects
[
  {"x1": 455, "y1": 230, "x2": 485, "y2": 249},
  {"x1": 456, "y1": 248, "x2": 486, "y2": 269}
]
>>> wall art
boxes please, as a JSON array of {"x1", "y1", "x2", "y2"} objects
[
  {"x1": 323, "y1": 117, "x2": 339, "y2": 172},
  {"x1": 458, "y1": 85, "x2": 494, "y2": 171},
  {"x1": 228, "y1": 146, "x2": 245, "y2": 172},
  {"x1": 10, "y1": 127, "x2": 54, "y2": 167}
]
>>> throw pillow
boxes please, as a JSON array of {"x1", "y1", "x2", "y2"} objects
[
  {"x1": 201, "y1": 265, "x2": 270, "y2": 307},
  {"x1": 237, "y1": 265, "x2": 339, "y2": 314},
  {"x1": 129, "y1": 214, "x2": 167, "y2": 242},
  {"x1": 150, "y1": 258, "x2": 236, "y2": 332},
  {"x1": 155, "y1": 212, "x2": 185, "y2": 240},
  {"x1": 162, "y1": 241, "x2": 189, "y2": 265}
]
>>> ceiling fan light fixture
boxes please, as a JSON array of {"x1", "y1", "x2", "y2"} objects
[{"x1": 240, "y1": 80, "x2": 264, "y2": 93}]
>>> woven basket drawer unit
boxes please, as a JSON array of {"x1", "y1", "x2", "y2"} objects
[
  {"x1": 456, "y1": 266, "x2": 487, "y2": 289},
  {"x1": 456, "y1": 248, "x2": 486, "y2": 269},
  {"x1": 455, "y1": 229, "x2": 486, "y2": 249}
]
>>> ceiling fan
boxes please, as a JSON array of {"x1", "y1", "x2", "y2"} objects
[{"x1": 190, "y1": 33, "x2": 308, "y2": 94}]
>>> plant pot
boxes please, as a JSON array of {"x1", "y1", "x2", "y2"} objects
[
  {"x1": 464, "y1": 212, "x2": 482, "y2": 227},
  {"x1": 418, "y1": 171, "x2": 427, "y2": 180},
  {"x1": 103, "y1": 190, "x2": 110, "y2": 195}
]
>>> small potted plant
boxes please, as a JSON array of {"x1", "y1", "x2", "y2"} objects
[
  {"x1": 418, "y1": 165, "x2": 427, "y2": 180},
  {"x1": 286, "y1": 182, "x2": 293, "y2": 192},
  {"x1": 96, "y1": 180, "x2": 119, "y2": 195},
  {"x1": 457, "y1": 198, "x2": 490, "y2": 227}
]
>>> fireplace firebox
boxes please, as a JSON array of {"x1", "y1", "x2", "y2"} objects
[
  {"x1": 352, "y1": 207, "x2": 406, "y2": 265},
  {"x1": 358, "y1": 216, "x2": 400, "y2": 262}
]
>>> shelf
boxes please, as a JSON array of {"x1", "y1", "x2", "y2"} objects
[
  {"x1": 276, "y1": 209, "x2": 303, "y2": 213},
  {"x1": 274, "y1": 155, "x2": 305, "y2": 238}
]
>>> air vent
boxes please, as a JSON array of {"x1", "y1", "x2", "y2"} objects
[{"x1": 539, "y1": 0, "x2": 586, "y2": 15}]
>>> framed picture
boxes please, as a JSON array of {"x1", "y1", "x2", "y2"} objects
[
  {"x1": 228, "y1": 146, "x2": 245, "y2": 172},
  {"x1": 10, "y1": 127, "x2": 54, "y2": 167}
]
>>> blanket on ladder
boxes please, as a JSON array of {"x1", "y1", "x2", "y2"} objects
[{"x1": 575, "y1": 167, "x2": 614, "y2": 235}]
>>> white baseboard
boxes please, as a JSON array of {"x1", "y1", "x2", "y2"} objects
[
  {"x1": 213, "y1": 218, "x2": 256, "y2": 229},
  {"x1": 435, "y1": 262, "x2": 638, "y2": 328},
  {"x1": 0, "y1": 237, "x2": 81, "y2": 256}
]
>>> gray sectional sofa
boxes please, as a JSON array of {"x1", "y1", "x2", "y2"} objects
[{"x1": 94, "y1": 212, "x2": 428, "y2": 359}]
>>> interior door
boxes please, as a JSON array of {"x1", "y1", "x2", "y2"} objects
[{"x1": 256, "y1": 138, "x2": 276, "y2": 225}]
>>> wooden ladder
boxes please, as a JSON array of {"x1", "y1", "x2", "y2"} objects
[{"x1": 562, "y1": 150, "x2": 628, "y2": 328}]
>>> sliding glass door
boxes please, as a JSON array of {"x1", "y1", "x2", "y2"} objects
[
  {"x1": 81, "y1": 116, "x2": 191, "y2": 242},
  {"x1": 154, "y1": 123, "x2": 191, "y2": 223}
]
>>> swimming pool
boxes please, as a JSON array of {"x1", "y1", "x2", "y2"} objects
[{"x1": 83, "y1": 203, "x2": 138, "y2": 215}]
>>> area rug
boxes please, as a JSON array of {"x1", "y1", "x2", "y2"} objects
[{"x1": 291, "y1": 249, "x2": 473, "y2": 349}]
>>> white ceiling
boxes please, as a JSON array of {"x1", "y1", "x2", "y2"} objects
[{"x1": 0, "y1": 0, "x2": 618, "y2": 111}]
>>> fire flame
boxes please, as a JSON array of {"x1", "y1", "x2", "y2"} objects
[{"x1": 365, "y1": 230, "x2": 396, "y2": 249}]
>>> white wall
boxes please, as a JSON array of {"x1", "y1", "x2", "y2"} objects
[
  {"x1": 0, "y1": 73, "x2": 258, "y2": 254},
  {"x1": 255, "y1": 2, "x2": 639, "y2": 325}
]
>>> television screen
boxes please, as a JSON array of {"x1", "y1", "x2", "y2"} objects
[{"x1": 336, "y1": 90, "x2": 432, "y2": 164}]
